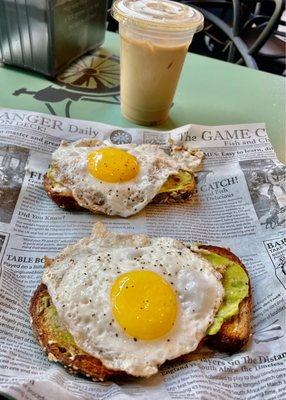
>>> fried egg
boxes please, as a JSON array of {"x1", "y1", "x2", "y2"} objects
[
  {"x1": 49, "y1": 139, "x2": 203, "y2": 217},
  {"x1": 42, "y1": 223, "x2": 224, "y2": 377}
]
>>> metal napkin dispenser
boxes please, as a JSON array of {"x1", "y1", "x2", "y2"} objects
[{"x1": 0, "y1": 0, "x2": 107, "y2": 77}]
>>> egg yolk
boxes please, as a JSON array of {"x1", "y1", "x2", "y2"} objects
[
  {"x1": 87, "y1": 148, "x2": 139, "y2": 183},
  {"x1": 110, "y1": 270, "x2": 178, "y2": 340}
]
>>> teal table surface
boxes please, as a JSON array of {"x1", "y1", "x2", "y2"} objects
[{"x1": 0, "y1": 31, "x2": 285, "y2": 162}]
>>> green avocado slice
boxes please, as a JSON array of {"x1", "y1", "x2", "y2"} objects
[
  {"x1": 200, "y1": 252, "x2": 249, "y2": 335},
  {"x1": 40, "y1": 293, "x2": 82, "y2": 351},
  {"x1": 159, "y1": 170, "x2": 195, "y2": 193}
]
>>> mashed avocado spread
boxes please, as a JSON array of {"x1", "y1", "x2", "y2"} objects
[
  {"x1": 159, "y1": 170, "x2": 195, "y2": 193},
  {"x1": 41, "y1": 294, "x2": 81, "y2": 351},
  {"x1": 200, "y1": 251, "x2": 249, "y2": 335}
]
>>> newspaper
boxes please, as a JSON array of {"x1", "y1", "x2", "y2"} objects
[{"x1": 0, "y1": 108, "x2": 285, "y2": 400}]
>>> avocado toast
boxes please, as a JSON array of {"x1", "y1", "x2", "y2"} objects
[
  {"x1": 44, "y1": 169, "x2": 197, "y2": 211},
  {"x1": 44, "y1": 140, "x2": 203, "y2": 216},
  {"x1": 30, "y1": 231, "x2": 251, "y2": 381}
]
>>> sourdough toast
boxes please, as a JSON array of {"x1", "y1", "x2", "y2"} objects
[
  {"x1": 199, "y1": 245, "x2": 252, "y2": 353},
  {"x1": 30, "y1": 283, "x2": 124, "y2": 381},
  {"x1": 43, "y1": 169, "x2": 197, "y2": 212},
  {"x1": 30, "y1": 246, "x2": 251, "y2": 381}
]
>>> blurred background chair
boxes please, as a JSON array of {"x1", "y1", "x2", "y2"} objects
[
  {"x1": 107, "y1": 0, "x2": 285, "y2": 75},
  {"x1": 181, "y1": 0, "x2": 285, "y2": 75},
  {"x1": 239, "y1": 1, "x2": 285, "y2": 75}
]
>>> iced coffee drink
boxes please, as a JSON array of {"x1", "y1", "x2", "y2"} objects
[{"x1": 112, "y1": 0, "x2": 203, "y2": 126}]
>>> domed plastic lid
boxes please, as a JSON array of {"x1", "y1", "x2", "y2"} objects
[{"x1": 112, "y1": 0, "x2": 204, "y2": 32}]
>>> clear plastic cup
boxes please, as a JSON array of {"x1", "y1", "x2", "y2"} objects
[{"x1": 111, "y1": 0, "x2": 204, "y2": 126}]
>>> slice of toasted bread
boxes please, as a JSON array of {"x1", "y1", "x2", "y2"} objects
[
  {"x1": 44, "y1": 174, "x2": 85, "y2": 212},
  {"x1": 30, "y1": 283, "x2": 124, "y2": 381},
  {"x1": 30, "y1": 246, "x2": 251, "y2": 381},
  {"x1": 43, "y1": 170, "x2": 196, "y2": 213},
  {"x1": 199, "y1": 245, "x2": 252, "y2": 353}
]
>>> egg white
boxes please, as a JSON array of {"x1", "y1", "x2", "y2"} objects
[
  {"x1": 42, "y1": 223, "x2": 224, "y2": 377},
  {"x1": 49, "y1": 139, "x2": 203, "y2": 217}
]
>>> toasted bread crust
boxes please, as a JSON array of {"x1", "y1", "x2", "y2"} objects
[
  {"x1": 44, "y1": 174, "x2": 84, "y2": 212},
  {"x1": 152, "y1": 186, "x2": 195, "y2": 204},
  {"x1": 43, "y1": 173, "x2": 196, "y2": 212},
  {"x1": 199, "y1": 245, "x2": 252, "y2": 353},
  {"x1": 30, "y1": 283, "x2": 125, "y2": 381},
  {"x1": 30, "y1": 246, "x2": 251, "y2": 381}
]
